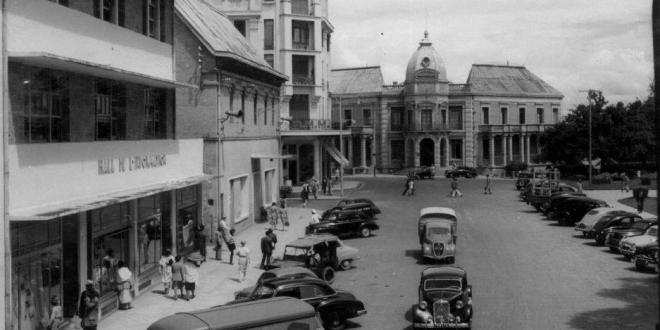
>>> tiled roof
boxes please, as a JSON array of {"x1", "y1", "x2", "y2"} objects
[
  {"x1": 175, "y1": 0, "x2": 286, "y2": 80},
  {"x1": 330, "y1": 66, "x2": 384, "y2": 94},
  {"x1": 467, "y1": 64, "x2": 562, "y2": 98}
]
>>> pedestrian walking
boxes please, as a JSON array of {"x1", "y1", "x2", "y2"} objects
[
  {"x1": 408, "y1": 178, "x2": 415, "y2": 196},
  {"x1": 171, "y1": 255, "x2": 185, "y2": 300},
  {"x1": 195, "y1": 225, "x2": 207, "y2": 263},
  {"x1": 225, "y1": 228, "x2": 236, "y2": 265},
  {"x1": 484, "y1": 173, "x2": 493, "y2": 194},
  {"x1": 183, "y1": 255, "x2": 201, "y2": 301},
  {"x1": 301, "y1": 183, "x2": 310, "y2": 207},
  {"x1": 310, "y1": 209, "x2": 321, "y2": 225},
  {"x1": 311, "y1": 177, "x2": 319, "y2": 199},
  {"x1": 268, "y1": 229, "x2": 278, "y2": 251},
  {"x1": 327, "y1": 176, "x2": 334, "y2": 195},
  {"x1": 158, "y1": 249, "x2": 175, "y2": 295},
  {"x1": 402, "y1": 178, "x2": 412, "y2": 196},
  {"x1": 236, "y1": 240, "x2": 250, "y2": 282},
  {"x1": 621, "y1": 173, "x2": 630, "y2": 192},
  {"x1": 214, "y1": 225, "x2": 224, "y2": 261},
  {"x1": 450, "y1": 176, "x2": 462, "y2": 197},
  {"x1": 268, "y1": 202, "x2": 280, "y2": 230},
  {"x1": 321, "y1": 177, "x2": 328, "y2": 195},
  {"x1": 260, "y1": 230, "x2": 274, "y2": 270},
  {"x1": 115, "y1": 260, "x2": 133, "y2": 310},
  {"x1": 78, "y1": 280, "x2": 99, "y2": 330},
  {"x1": 633, "y1": 186, "x2": 649, "y2": 214}
]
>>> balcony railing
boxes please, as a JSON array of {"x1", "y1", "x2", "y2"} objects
[
  {"x1": 288, "y1": 119, "x2": 333, "y2": 130},
  {"x1": 478, "y1": 124, "x2": 554, "y2": 133},
  {"x1": 292, "y1": 42, "x2": 313, "y2": 50},
  {"x1": 292, "y1": 75, "x2": 315, "y2": 85}
]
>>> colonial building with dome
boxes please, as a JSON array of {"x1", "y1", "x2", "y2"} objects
[{"x1": 330, "y1": 32, "x2": 564, "y2": 173}]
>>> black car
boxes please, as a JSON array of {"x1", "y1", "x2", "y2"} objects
[
  {"x1": 515, "y1": 171, "x2": 533, "y2": 190},
  {"x1": 322, "y1": 202, "x2": 378, "y2": 220},
  {"x1": 335, "y1": 198, "x2": 381, "y2": 214},
  {"x1": 554, "y1": 196, "x2": 608, "y2": 225},
  {"x1": 544, "y1": 192, "x2": 586, "y2": 216},
  {"x1": 232, "y1": 277, "x2": 367, "y2": 330},
  {"x1": 592, "y1": 213, "x2": 644, "y2": 245},
  {"x1": 411, "y1": 266, "x2": 473, "y2": 329},
  {"x1": 306, "y1": 211, "x2": 379, "y2": 238},
  {"x1": 605, "y1": 219, "x2": 658, "y2": 251},
  {"x1": 412, "y1": 166, "x2": 436, "y2": 180},
  {"x1": 445, "y1": 167, "x2": 477, "y2": 178},
  {"x1": 633, "y1": 244, "x2": 659, "y2": 272}
]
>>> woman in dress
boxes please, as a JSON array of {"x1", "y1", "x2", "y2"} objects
[
  {"x1": 158, "y1": 249, "x2": 174, "y2": 296},
  {"x1": 115, "y1": 260, "x2": 133, "y2": 310},
  {"x1": 236, "y1": 240, "x2": 250, "y2": 282}
]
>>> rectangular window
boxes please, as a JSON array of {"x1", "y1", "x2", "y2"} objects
[
  {"x1": 233, "y1": 20, "x2": 246, "y2": 37},
  {"x1": 95, "y1": 80, "x2": 126, "y2": 140},
  {"x1": 537, "y1": 108, "x2": 544, "y2": 124},
  {"x1": 501, "y1": 107, "x2": 508, "y2": 124},
  {"x1": 519, "y1": 108, "x2": 526, "y2": 124},
  {"x1": 363, "y1": 109, "x2": 372, "y2": 126},
  {"x1": 390, "y1": 140, "x2": 404, "y2": 165},
  {"x1": 253, "y1": 94, "x2": 258, "y2": 125},
  {"x1": 390, "y1": 108, "x2": 403, "y2": 131},
  {"x1": 421, "y1": 109, "x2": 432, "y2": 130},
  {"x1": 230, "y1": 176, "x2": 249, "y2": 221},
  {"x1": 441, "y1": 109, "x2": 447, "y2": 127},
  {"x1": 94, "y1": 0, "x2": 124, "y2": 26},
  {"x1": 344, "y1": 109, "x2": 352, "y2": 121},
  {"x1": 264, "y1": 19, "x2": 274, "y2": 50},
  {"x1": 145, "y1": 88, "x2": 165, "y2": 139},
  {"x1": 451, "y1": 140, "x2": 462, "y2": 159},
  {"x1": 292, "y1": 55, "x2": 314, "y2": 84},
  {"x1": 408, "y1": 110, "x2": 413, "y2": 130},
  {"x1": 145, "y1": 0, "x2": 162, "y2": 40},
  {"x1": 448, "y1": 106, "x2": 462, "y2": 130},
  {"x1": 553, "y1": 108, "x2": 559, "y2": 123},
  {"x1": 482, "y1": 107, "x2": 489, "y2": 124},
  {"x1": 264, "y1": 96, "x2": 268, "y2": 126},
  {"x1": 292, "y1": 21, "x2": 312, "y2": 50}
]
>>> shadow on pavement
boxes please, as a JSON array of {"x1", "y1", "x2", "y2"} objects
[
  {"x1": 582, "y1": 241, "x2": 601, "y2": 247},
  {"x1": 568, "y1": 276, "x2": 658, "y2": 330}
]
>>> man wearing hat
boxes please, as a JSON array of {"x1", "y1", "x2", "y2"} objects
[
  {"x1": 78, "y1": 280, "x2": 99, "y2": 330},
  {"x1": 260, "y1": 229, "x2": 274, "y2": 269}
]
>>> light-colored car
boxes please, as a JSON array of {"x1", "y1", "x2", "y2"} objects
[
  {"x1": 418, "y1": 207, "x2": 458, "y2": 263},
  {"x1": 573, "y1": 208, "x2": 624, "y2": 237},
  {"x1": 619, "y1": 225, "x2": 658, "y2": 259}
]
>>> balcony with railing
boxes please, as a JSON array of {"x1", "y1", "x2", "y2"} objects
[
  {"x1": 478, "y1": 123, "x2": 555, "y2": 133},
  {"x1": 292, "y1": 55, "x2": 315, "y2": 86},
  {"x1": 292, "y1": 20, "x2": 314, "y2": 50}
]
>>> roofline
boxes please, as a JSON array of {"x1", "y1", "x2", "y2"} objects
[
  {"x1": 331, "y1": 66, "x2": 382, "y2": 72},
  {"x1": 472, "y1": 63, "x2": 527, "y2": 69}
]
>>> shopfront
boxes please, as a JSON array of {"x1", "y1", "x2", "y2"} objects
[{"x1": 176, "y1": 186, "x2": 200, "y2": 254}]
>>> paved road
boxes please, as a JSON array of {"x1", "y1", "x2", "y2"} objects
[{"x1": 319, "y1": 176, "x2": 658, "y2": 330}]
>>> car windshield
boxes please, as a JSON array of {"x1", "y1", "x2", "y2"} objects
[
  {"x1": 424, "y1": 279, "x2": 461, "y2": 291},
  {"x1": 647, "y1": 226, "x2": 658, "y2": 236},
  {"x1": 426, "y1": 227, "x2": 450, "y2": 236}
]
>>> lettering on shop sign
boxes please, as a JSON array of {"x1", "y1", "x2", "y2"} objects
[{"x1": 98, "y1": 154, "x2": 167, "y2": 175}]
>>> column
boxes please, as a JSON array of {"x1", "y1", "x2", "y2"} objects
[
  {"x1": 507, "y1": 135, "x2": 513, "y2": 162},
  {"x1": 500, "y1": 134, "x2": 506, "y2": 166},
  {"x1": 78, "y1": 213, "x2": 88, "y2": 297},
  {"x1": 347, "y1": 136, "x2": 353, "y2": 167},
  {"x1": 434, "y1": 138, "x2": 441, "y2": 168},
  {"x1": 360, "y1": 136, "x2": 367, "y2": 167},
  {"x1": 414, "y1": 139, "x2": 420, "y2": 167},
  {"x1": 535, "y1": 135, "x2": 541, "y2": 159},
  {"x1": 444, "y1": 137, "x2": 450, "y2": 167},
  {"x1": 525, "y1": 135, "x2": 531, "y2": 164},
  {"x1": 519, "y1": 134, "x2": 525, "y2": 162},
  {"x1": 170, "y1": 191, "x2": 178, "y2": 256},
  {"x1": 489, "y1": 135, "x2": 495, "y2": 168}
]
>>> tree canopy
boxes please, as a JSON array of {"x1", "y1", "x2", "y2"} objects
[{"x1": 539, "y1": 87, "x2": 655, "y2": 171}]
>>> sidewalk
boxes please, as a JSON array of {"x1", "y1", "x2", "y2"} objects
[
  {"x1": 100, "y1": 181, "x2": 361, "y2": 330},
  {"x1": 584, "y1": 189, "x2": 657, "y2": 218}
]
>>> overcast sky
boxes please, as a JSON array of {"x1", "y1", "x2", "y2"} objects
[{"x1": 329, "y1": 0, "x2": 653, "y2": 109}]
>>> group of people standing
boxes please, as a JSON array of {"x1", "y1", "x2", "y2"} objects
[
  {"x1": 300, "y1": 177, "x2": 334, "y2": 207},
  {"x1": 157, "y1": 250, "x2": 200, "y2": 301}
]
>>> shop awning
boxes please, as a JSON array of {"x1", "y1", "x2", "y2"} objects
[
  {"x1": 251, "y1": 153, "x2": 295, "y2": 159},
  {"x1": 9, "y1": 52, "x2": 197, "y2": 89},
  {"x1": 10, "y1": 174, "x2": 214, "y2": 221},
  {"x1": 321, "y1": 141, "x2": 349, "y2": 166}
]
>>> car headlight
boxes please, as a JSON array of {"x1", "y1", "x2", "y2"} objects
[
  {"x1": 423, "y1": 244, "x2": 431, "y2": 252},
  {"x1": 456, "y1": 300, "x2": 464, "y2": 309}
]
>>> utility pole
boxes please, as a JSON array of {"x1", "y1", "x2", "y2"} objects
[
  {"x1": 578, "y1": 89, "x2": 596, "y2": 186},
  {"x1": 338, "y1": 96, "x2": 344, "y2": 196}
]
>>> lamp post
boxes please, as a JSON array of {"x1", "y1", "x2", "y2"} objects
[{"x1": 579, "y1": 89, "x2": 598, "y2": 186}]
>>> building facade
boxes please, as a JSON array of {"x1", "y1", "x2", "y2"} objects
[
  {"x1": 174, "y1": 0, "x2": 287, "y2": 235},
  {"x1": 208, "y1": 0, "x2": 346, "y2": 185},
  {"x1": 332, "y1": 32, "x2": 564, "y2": 173},
  {"x1": 5, "y1": 0, "x2": 208, "y2": 327}
]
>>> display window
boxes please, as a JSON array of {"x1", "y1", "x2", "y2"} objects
[
  {"x1": 138, "y1": 195, "x2": 162, "y2": 274},
  {"x1": 11, "y1": 220, "x2": 62, "y2": 330},
  {"x1": 176, "y1": 186, "x2": 198, "y2": 253},
  {"x1": 89, "y1": 203, "x2": 131, "y2": 297}
]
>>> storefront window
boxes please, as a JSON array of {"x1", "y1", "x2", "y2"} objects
[
  {"x1": 89, "y1": 203, "x2": 131, "y2": 297},
  {"x1": 177, "y1": 186, "x2": 199, "y2": 253},
  {"x1": 138, "y1": 195, "x2": 162, "y2": 274},
  {"x1": 11, "y1": 220, "x2": 62, "y2": 330}
]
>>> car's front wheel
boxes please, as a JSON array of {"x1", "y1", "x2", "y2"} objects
[
  {"x1": 339, "y1": 259, "x2": 352, "y2": 271},
  {"x1": 321, "y1": 266, "x2": 335, "y2": 283},
  {"x1": 323, "y1": 312, "x2": 346, "y2": 330},
  {"x1": 360, "y1": 227, "x2": 371, "y2": 238}
]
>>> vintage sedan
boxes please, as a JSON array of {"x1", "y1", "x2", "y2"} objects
[
  {"x1": 554, "y1": 196, "x2": 608, "y2": 225},
  {"x1": 632, "y1": 244, "x2": 659, "y2": 272},
  {"x1": 413, "y1": 166, "x2": 436, "y2": 180},
  {"x1": 322, "y1": 202, "x2": 379, "y2": 220},
  {"x1": 592, "y1": 213, "x2": 644, "y2": 245},
  {"x1": 335, "y1": 198, "x2": 381, "y2": 214},
  {"x1": 445, "y1": 167, "x2": 477, "y2": 179},
  {"x1": 418, "y1": 207, "x2": 458, "y2": 263},
  {"x1": 574, "y1": 208, "x2": 628, "y2": 238},
  {"x1": 412, "y1": 266, "x2": 473, "y2": 329},
  {"x1": 543, "y1": 192, "x2": 586, "y2": 216},
  {"x1": 515, "y1": 171, "x2": 533, "y2": 190},
  {"x1": 234, "y1": 266, "x2": 317, "y2": 300},
  {"x1": 620, "y1": 225, "x2": 658, "y2": 260},
  {"x1": 306, "y1": 210, "x2": 379, "y2": 238},
  {"x1": 232, "y1": 277, "x2": 367, "y2": 330},
  {"x1": 606, "y1": 219, "x2": 658, "y2": 252}
]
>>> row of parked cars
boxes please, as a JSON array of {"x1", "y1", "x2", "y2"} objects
[{"x1": 516, "y1": 174, "x2": 659, "y2": 273}]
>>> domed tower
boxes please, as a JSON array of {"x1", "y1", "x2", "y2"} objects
[{"x1": 403, "y1": 31, "x2": 451, "y2": 169}]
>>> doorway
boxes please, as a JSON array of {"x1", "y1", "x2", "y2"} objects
[{"x1": 420, "y1": 138, "x2": 435, "y2": 166}]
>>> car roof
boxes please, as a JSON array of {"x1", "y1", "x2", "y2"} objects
[
  {"x1": 421, "y1": 266, "x2": 466, "y2": 279},
  {"x1": 147, "y1": 297, "x2": 316, "y2": 330},
  {"x1": 426, "y1": 221, "x2": 452, "y2": 228},
  {"x1": 286, "y1": 234, "x2": 339, "y2": 247},
  {"x1": 262, "y1": 276, "x2": 329, "y2": 288},
  {"x1": 266, "y1": 266, "x2": 317, "y2": 278},
  {"x1": 420, "y1": 207, "x2": 456, "y2": 218}
]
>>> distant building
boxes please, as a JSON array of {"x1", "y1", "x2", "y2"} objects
[
  {"x1": 331, "y1": 32, "x2": 564, "y2": 172},
  {"x1": 174, "y1": 0, "x2": 287, "y2": 234},
  {"x1": 207, "y1": 0, "x2": 346, "y2": 185}
]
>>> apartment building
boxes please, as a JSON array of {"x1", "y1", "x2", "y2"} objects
[
  {"x1": 208, "y1": 0, "x2": 346, "y2": 185},
  {"x1": 5, "y1": 0, "x2": 208, "y2": 327}
]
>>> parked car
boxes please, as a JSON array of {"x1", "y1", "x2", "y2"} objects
[
  {"x1": 335, "y1": 198, "x2": 381, "y2": 214},
  {"x1": 574, "y1": 208, "x2": 630, "y2": 238},
  {"x1": 593, "y1": 213, "x2": 644, "y2": 245},
  {"x1": 619, "y1": 225, "x2": 658, "y2": 260},
  {"x1": 515, "y1": 171, "x2": 533, "y2": 190},
  {"x1": 411, "y1": 266, "x2": 473, "y2": 329},
  {"x1": 606, "y1": 219, "x2": 658, "y2": 252},
  {"x1": 234, "y1": 266, "x2": 317, "y2": 300},
  {"x1": 632, "y1": 244, "x2": 659, "y2": 272},
  {"x1": 322, "y1": 202, "x2": 379, "y2": 220},
  {"x1": 445, "y1": 167, "x2": 477, "y2": 179},
  {"x1": 418, "y1": 207, "x2": 458, "y2": 263},
  {"x1": 413, "y1": 166, "x2": 436, "y2": 180},
  {"x1": 147, "y1": 297, "x2": 323, "y2": 330},
  {"x1": 529, "y1": 183, "x2": 578, "y2": 211},
  {"x1": 270, "y1": 234, "x2": 359, "y2": 282},
  {"x1": 553, "y1": 196, "x2": 608, "y2": 225},
  {"x1": 232, "y1": 277, "x2": 367, "y2": 330},
  {"x1": 544, "y1": 192, "x2": 586, "y2": 216},
  {"x1": 306, "y1": 210, "x2": 379, "y2": 238}
]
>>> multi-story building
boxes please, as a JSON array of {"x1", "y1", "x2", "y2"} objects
[
  {"x1": 5, "y1": 0, "x2": 209, "y2": 326},
  {"x1": 174, "y1": 0, "x2": 287, "y2": 234},
  {"x1": 331, "y1": 32, "x2": 564, "y2": 173},
  {"x1": 208, "y1": 0, "x2": 346, "y2": 184}
]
